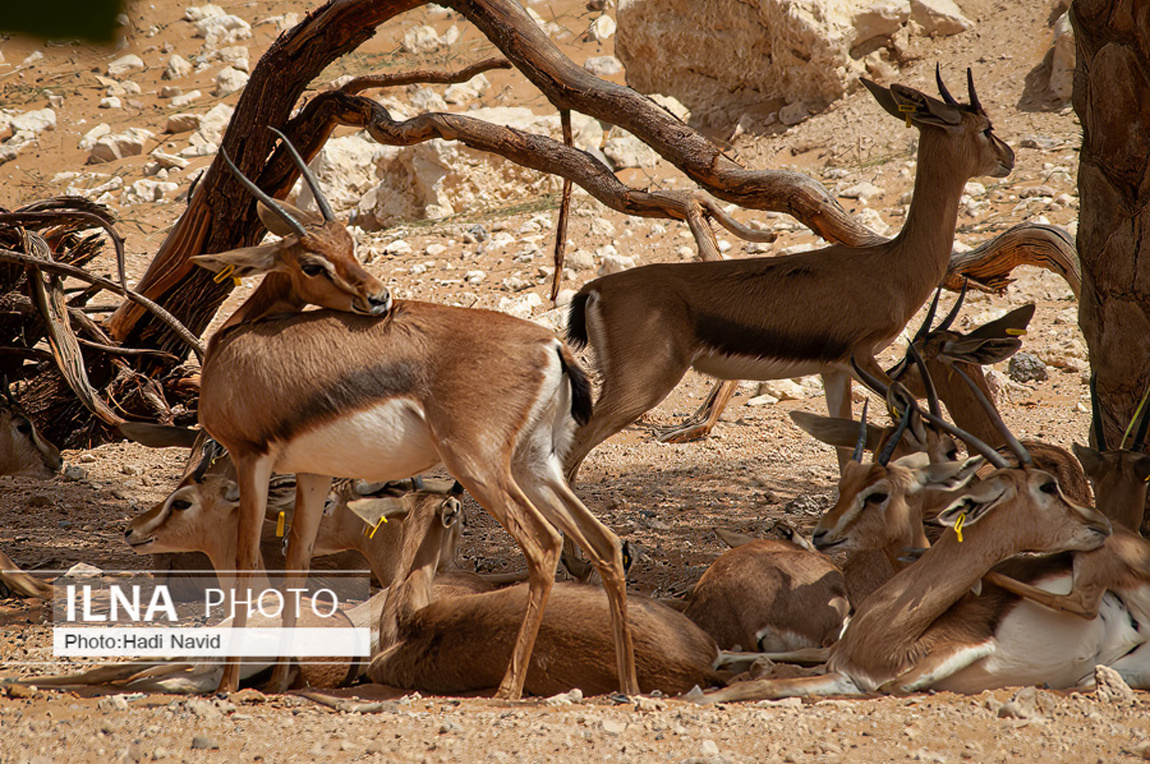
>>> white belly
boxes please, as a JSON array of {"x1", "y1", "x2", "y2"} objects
[
  {"x1": 274, "y1": 398, "x2": 441, "y2": 480},
  {"x1": 691, "y1": 352, "x2": 830, "y2": 382},
  {"x1": 934, "y1": 574, "x2": 1128, "y2": 693}
]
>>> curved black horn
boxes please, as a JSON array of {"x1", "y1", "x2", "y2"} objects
[
  {"x1": 1121, "y1": 384, "x2": 1150, "y2": 450},
  {"x1": 219, "y1": 147, "x2": 308, "y2": 239},
  {"x1": 936, "y1": 63, "x2": 959, "y2": 107},
  {"x1": 1089, "y1": 373, "x2": 1108, "y2": 451},
  {"x1": 912, "y1": 286, "x2": 943, "y2": 344},
  {"x1": 906, "y1": 341, "x2": 942, "y2": 418},
  {"x1": 1132, "y1": 387, "x2": 1150, "y2": 451},
  {"x1": 877, "y1": 395, "x2": 913, "y2": 466},
  {"x1": 936, "y1": 279, "x2": 968, "y2": 333},
  {"x1": 851, "y1": 355, "x2": 889, "y2": 398},
  {"x1": 953, "y1": 365, "x2": 1032, "y2": 466},
  {"x1": 966, "y1": 67, "x2": 982, "y2": 112},
  {"x1": 918, "y1": 408, "x2": 1008, "y2": 469},
  {"x1": 853, "y1": 399, "x2": 869, "y2": 463},
  {"x1": 268, "y1": 127, "x2": 336, "y2": 223}
]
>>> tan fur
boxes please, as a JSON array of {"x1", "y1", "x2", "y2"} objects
[
  {"x1": 563, "y1": 75, "x2": 1014, "y2": 479},
  {"x1": 369, "y1": 484, "x2": 720, "y2": 697},
  {"x1": 199, "y1": 301, "x2": 637, "y2": 699},
  {"x1": 682, "y1": 539, "x2": 848, "y2": 652}
]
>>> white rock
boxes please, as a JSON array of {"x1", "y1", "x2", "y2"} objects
[
  {"x1": 87, "y1": 127, "x2": 154, "y2": 164},
  {"x1": 78, "y1": 123, "x2": 111, "y2": 151},
  {"x1": 403, "y1": 25, "x2": 442, "y2": 54},
  {"x1": 170, "y1": 90, "x2": 203, "y2": 108},
  {"x1": 184, "y1": 4, "x2": 225, "y2": 22},
  {"x1": 603, "y1": 126, "x2": 659, "y2": 169},
  {"x1": 598, "y1": 254, "x2": 636, "y2": 275},
  {"x1": 617, "y1": 0, "x2": 866, "y2": 126},
  {"x1": 99, "y1": 96, "x2": 122, "y2": 109},
  {"x1": 567, "y1": 249, "x2": 595, "y2": 270},
  {"x1": 853, "y1": 0, "x2": 910, "y2": 45},
  {"x1": 165, "y1": 113, "x2": 201, "y2": 133},
  {"x1": 65, "y1": 562, "x2": 103, "y2": 577},
  {"x1": 910, "y1": 0, "x2": 973, "y2": 36},
  {"x1": 499, "y1": 292, "x2": 543, "y2": 319},
  {"x1": 588, "y1": 14, "x2": 617, "y2": 41},
  {"x1": 584, "y1": 55, "x2": 623, "y2": 77},
  {"x1": 443, "y1": 74, "x2": 488, "y2": 105},
  {"x1": 9, "y1": 108, "x2": 55, "y2": 134},
  {"x1": 1049, "y1": 11, "x2": 1074, "y2": 101},
  {"x1": 150, "y1": 151, "x2": 190, "y2": 170},
  {"x1": 195, "y1": 102, "x2": 235, "y2": 146},
  {"x1": 963, "y1": 181, "x2": 986, "y2": 197},
  {"x1": 195, "y1": 14, "x2": 252, "y2": 47},
  {"x1": 21, "y1": 51, "x2": 43, "y2": 67},
  {"x1": 855, "y1": 208, "x2": 890, "y2": 236},
  {"x1": 122, "y1": 81, "x2": 141, "y2": 95},
  {"x1": 650, "y1": 94, "x2": 690, "y2": 122},
  {"x1": 757, "y1": 379, "x2": 806, "y2": 401},
  {"x1": 164, "y1": 54, "x2": 193, "y2": 80},
  {"x1": 590, "y1": 218, "x2": 616, "y2": 237},
  {"x1": 107, "y1": 54, "x2": 145, "y2": 78},
  {"x1": 293, "y1": 133, "x2": 390, "y2": 217},
  {"x1": 839, "y1": 181, "x2": 883, "y2": 202},
  {"x1": 260, "y1": 12, "x2": 301, "y2": 31},
  {"x1": 215, "y1": 66, "x2": 249, "y2": 96},
  {"x1": 123, "y1": 178, "x2": 180, "y2": 204},
  {"x1": 465, "y1": 270, "x2": 486, "y2": 285},
  {"x1": 215, "y1": 46, "x2": 250, "y2": 72},
  {"x1": 410, "y1": 87, "x2": 448, "y2": 113},
  {"x1": 161, "y1": 87, "x2": 183, "y2": 101}
]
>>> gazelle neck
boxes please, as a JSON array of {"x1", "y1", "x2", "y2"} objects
[
  {"x1": 222, "y1": 273, "x2": 306, "y2": 329},
  {"x1": 892, "y1": 127, "x2": 972, "y2": 286}
]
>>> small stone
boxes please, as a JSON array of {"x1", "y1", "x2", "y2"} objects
[
  {"x1": 107, "y1": 54, "x2": 145, "y2": 78},
  {"x1": 779, "y1": 101, "x2": 809, "y2": 126},
  {"x1": 6, "y1": 683, "x2": 36, "y2": 699},
  {"x1": 635, "y1": 696, "x2": 665, "y2": 712},
  {"x1": 701, "y1": 739, "x2": 721, "y2": 756},
  {"x1": 158, "y1": 86, "x2": 182, "y2": 98},
  {"x1": 566, "y1": 249, "x2": 595, "y2": 271},
  {"x1": 1095, "y1": 665, "x2": 1137, "y2": 704},
  {"x1": 402, "y1": 25, "x2": 442, "y2": 54},
  {"x1": 169, "y1": 90, "x2": 203, "y2": 108},
  {"x1": 190, "y1": 735, "x2": 219, "y2": 750},
  {"x1": 62, "y1": 464, "x2": 88, "y2": 481},
  {"x1": 584, "y1": 55, "x2": 623, "y2": 77},
  {"x1": 97, "y1": 695, "x2": 130, "y2": 712},
  {"x1": 997, "y1": 686, "x2": 1041, "y2": 719},
  {"x1": 164, "y1": 54, "x2": 193, "y2": 80},
  {"x1": 98, "y1": 96, "x2": 122, "y2": 109},
  {"x1": 215, "y1": 66, "x2": 249, "y2": 96},
  {"x1": 164, "y1": 113, "x2": 200, "y2": 133},
  {"x1": 601, "y1": 717, "x2": 627, "y2": 735},
  {"x1": 1008, "y1": 352, "x2": 1048, "y2": 383},
  {"x1": 597, "y1": 254, "x2": 635, "y2": 276}
]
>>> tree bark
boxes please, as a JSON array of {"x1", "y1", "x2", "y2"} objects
[{"x1": 1072, "y1": 0, "x2": 1150, "y2": 448}]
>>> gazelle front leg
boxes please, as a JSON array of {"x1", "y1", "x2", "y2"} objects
[
  {"x1": 220, "y1": 451, "x2": 274, "y2": 693},
  {"x1": 822, "y1": 369, "x2": 853, "y2": 473},
  {"x1": 268, "y1": 472, "x2": 332, "y2": 692},
  {"x1": 981, "y1": 571, "x2": 1102, "y2": 619}
]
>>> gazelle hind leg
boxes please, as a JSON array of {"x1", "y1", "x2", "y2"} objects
[
  {"x1": 822, "y1": 370, "x2": 853, "y2": 473},
  {"x1": 269, "y1": 473, "x2": 332, "y2": 692},
  {"x1": 442, "y1": 462, "x2": 563, "y2": 700},
  {"x1": 519, "y1": 466, "x2": 639, "y2": 696},
  {"x1": 220, "y1": 452, "x2": 274, "y2": 693}
]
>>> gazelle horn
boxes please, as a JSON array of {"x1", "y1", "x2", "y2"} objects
[
  {"x1": 219, "y1": 147, "x2": 308, "y2": 239},
  {"x1": 268, "y1": 127, "x2": 336, "y2": 223}
]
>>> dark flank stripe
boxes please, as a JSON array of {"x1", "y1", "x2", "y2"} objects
[
  {"x1": 261, "y1": 361, "x2": 421, "y2": 444},
  {"x1": 694, "y1": 312, "x2": 851, "y2": 363}
]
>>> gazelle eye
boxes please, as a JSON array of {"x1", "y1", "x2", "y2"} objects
[
  {"x1": 300, "y1": 262, "x2": 326, "y2": 278},
  {"x1": 864, "y1": 492, "x2": 888, "y2": 505},
  {"x1": 15, "y1": 421, "x2": 32, "y2": 435},
  {"x1": 171, "y1": 499, "x2": 193, "y2": 511},
  {"x1": 1039, "y1": 481, "x2": 1058, "y2": 495},
  {"x1": 947, "y1": 449, "x2": 959, "y2": 461}
]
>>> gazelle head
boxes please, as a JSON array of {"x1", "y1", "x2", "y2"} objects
[
  {"x1": 192, "y1": 128, "x2": 391, "y2": 318},
  {"x1": 862, "y1": 66, "x2": 1014, "y2": 180},
  {"x1": 0, "y1": 382, "x2": 62, "y2": 478},
  {"x1": 1072, "y1": 378, "x2": 1150, "y2": 531}
]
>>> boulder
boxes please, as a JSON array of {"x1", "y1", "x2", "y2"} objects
[
  {"x1": 107, "y1": 54, "x2": 145, "y2": 79},
  {"x1": 194, "y1": 14, "x2": 252, "y2": 47},
  {"x1": 164, "y1": 53, "x2": 193, "y2": 80},
  {"x1": 1049, "y1": 11, "x2": 1074, "y2": 101},
  {"x1": 292, "y1": 133, "x2": 391, "y2": 217},
  {"x1": 86, "y1": 127, "x2": 154, "y2": 164},
  {"x1": 910, "y1": 0, "x2": 972, "y2": 36}
]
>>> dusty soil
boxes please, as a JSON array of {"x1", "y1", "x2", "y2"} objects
[{"x1": 2, "y1": 0, "x2": 1148, "y2": 761}]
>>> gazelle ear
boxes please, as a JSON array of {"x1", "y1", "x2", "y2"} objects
[
  {"x1": 941, "y1": 304, "x2": 1033, "y2": 364},
  {"x1": 347, "y1": 496, "x2": 410, "y2": 527},
  {"x1": 191, "y1": 244, "x2": 287, "y2": 278},
  {"x1": 790, "y1": 410, "x2": 884, "y2": 452},
  {"x1": 863, "y1": 79, "x2": 963, "y2": 127},
  {"x1": 906, "y1": 455, "x2": 984, "y2": 495},
  {"x1": 714, "y1": 528, "x2": 757, "y2": 548},
  {"x1": 936, "y1": 475, "x2": 1012, "y2": 529},
  {"x1": 257, "y1": 200, "x2": 322, "y2": 237},
  {"x1": 1072, "y1": 443, "x2": 1103, "y2": 477}
]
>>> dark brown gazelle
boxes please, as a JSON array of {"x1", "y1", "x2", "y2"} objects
[
  {"x1": 191, "y1": 127, "x2": 392, "y2": 329},
  {"x1": 563, "y1": 68, "x2": 1015, "y2": 482}
]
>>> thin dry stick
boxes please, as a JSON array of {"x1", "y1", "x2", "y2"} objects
[
  {"x1": 550, "y1": 108, "x2": 574, "y2": 302},
  {"x1": 340, "y1": 56, "x2": 512, "y2": 94}
]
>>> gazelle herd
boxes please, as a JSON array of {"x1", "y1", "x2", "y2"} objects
[{"x1": 4, "y1": 70, "x2": 1149, "y2": 705}]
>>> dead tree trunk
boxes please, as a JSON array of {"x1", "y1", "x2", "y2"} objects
[{"x1": 1072, "y1": 1, "x2": 1150, "y2": 448}]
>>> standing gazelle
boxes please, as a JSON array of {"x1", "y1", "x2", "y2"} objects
[
  {"x1": 193, "y1": 133, "x2": 637, "y2": 699},
  {"x1": 563, "y1": 70, "x2": 1014, "y2": 480}
]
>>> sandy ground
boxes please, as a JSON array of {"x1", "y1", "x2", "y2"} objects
[{"x1": 2, "y1": 0, "x2": 1147, "y2": 761}]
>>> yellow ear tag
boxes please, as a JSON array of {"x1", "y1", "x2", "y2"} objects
[
  {"x1": 275, "y1": 510, "x2": 285, "y2": 538},
  {"x1": 212, "y1": 263, "x2": 235, "y2": 284},
  {"x1": 367, "y1": 514, "x2": 388, "y2": 539},
  {"x1": 898, "y1": 103, "x2": 916, "y2": 128},
  {"x1": 954, "y1": 511, "x2": 966, "y2": 543},
  {"x1": 1005, "y1": 328, "x2": 1027, "y2": 336}
]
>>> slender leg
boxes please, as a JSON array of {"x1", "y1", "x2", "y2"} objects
[
  {"x1": 701, "y1": 671, "x2": 861, "y2": 703},
  {"x1": 522, "y1": 469, "x2": 639, "y2": 696},
  {"x1": 220, "y1": 452, "x2": 274, "y2": 693},
  {"x1": 822, "y1": 370, "x2": 853, "y2": 473},
  {"x1": 981, "y1": 571, "x2": 1100, "y2": 619},
  {"x1": 268, "y1": 472, "x2": 332, "y2": 692},
  {"x1": 439, "y1": 462, "x2": 563, "y2": 700},
  {"x1": 654, "y1": 379, "x2": 740, "y2": 443}
]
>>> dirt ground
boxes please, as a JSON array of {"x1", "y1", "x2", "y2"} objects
[{"x1": 2, "y1": 0, "x2": 1148, "y2": 761}]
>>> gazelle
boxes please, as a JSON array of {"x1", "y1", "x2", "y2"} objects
[
  {"x1": 369, "y1": 473, "x2": 721, "y2": 697},
  {"x1": 562, "y1": 70, "x2": 1014, "y2": 480},
  {"x1": 193, "y1": 135, "x2": 637, "y2": 698},
  {"x1": 702, "y1": 410, "x2": 1115, "y2": 702},
  {"x1": 681, "y1": 520, "x2": 849, "y2": 653},
  {"x1": 0, "y1": 381, "x2": 62, "y2": 599}
]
